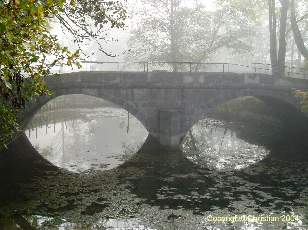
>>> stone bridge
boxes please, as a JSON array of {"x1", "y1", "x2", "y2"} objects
[{"x1": 25, "y1": 71, "x2": 308, "y2": 150}]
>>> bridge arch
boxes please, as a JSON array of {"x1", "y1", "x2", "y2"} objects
[
  {"x1": 24, "y1": 91, "x2": 151, "y2": 135},
  {"x1": 181, "y1": 88, "x2": 303, "y2": 134},
  {"x1": 157, "y1": 88, "x2": 306, "y2": 153},
  {"x1": 178, "y1": 90, "x2": 308, "y2": 157},
  {"x1": 205, "y1": 88, "x2": 300, "y2": 111}
]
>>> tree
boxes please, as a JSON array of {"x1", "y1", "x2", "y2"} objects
[
  {"x1": 56, "y1": 0, "x2": 127, "y2": 57},
  {"x1": 268, "y1": 0, "x2": 290, "y2": 77},
  {"x1": 126, "y1": 0, "x2": 183, "y2": 71},
  {"x1": 221, "y1": 0, "x2": 308, "y2": 73},
  {"x1": 126, "y1": 0, "x2": 257, "y2": 71},
  {"x1": 290, "y1": 0, "x2": 308, "y2": 62},
  {"x1": 0, "y1": 0, "x2": 127, "y2": 149},
  {"x1": 221, "y1": 0, "x2": 304, "y2": 76},
  {"x1": 0, "y1": 0, "x2": 77, "y2": 149}
]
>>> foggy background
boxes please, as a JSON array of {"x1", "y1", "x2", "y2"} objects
[{"x1": 49, "y1": 0, "x2": 307, "y2": 72}]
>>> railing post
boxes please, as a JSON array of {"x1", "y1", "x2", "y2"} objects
[
  {"x1": 189, "y1": 62, "x2": 192, "y2": 73},
  {"x1": 223, "y1": 63, "x2": 225, "y2": 73},
  {"x1": 146, "y1": 62, "x2": 149, "y2": 72}
]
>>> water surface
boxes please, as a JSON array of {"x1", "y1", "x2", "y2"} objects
[
  {"x1": 25, "y1": 95, "x2": 148, "y2": 172},
  {"x1": 0, "y1": 95, "x2": 308, "y2": 230}
]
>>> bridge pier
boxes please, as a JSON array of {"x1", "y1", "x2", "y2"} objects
[
  {"x1": 140, "y1": 109, "x2": 185, "y2": 152},
  {"x1": 157, "y1": 109, "x2": 184, "y2": 151}
]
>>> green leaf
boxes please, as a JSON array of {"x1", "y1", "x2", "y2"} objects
[
  {"x1": 0, "y1": 23, "x2": 5, "y2": 33},
  {"x1": 2, "y1": 77, "x2": 12, "y2": 90},
  {"x1": 30, "y1": 55, "x2": 40, "y2": 62}
]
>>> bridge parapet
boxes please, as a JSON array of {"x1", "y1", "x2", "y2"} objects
[
  {"x1": 50, "y1": 61, "x2": 308, "y2": 80},
  {"x1": 45, "y1": 72, "x2": 308, "y2": 91}
]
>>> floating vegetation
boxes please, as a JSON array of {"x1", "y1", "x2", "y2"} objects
[{"x1": 1, "y1": 155, "x2": 308, "y2": 229}]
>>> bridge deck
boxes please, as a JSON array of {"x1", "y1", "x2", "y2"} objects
[{"x1": 46, "y1": 72, "x2": 308, "y2": 91}]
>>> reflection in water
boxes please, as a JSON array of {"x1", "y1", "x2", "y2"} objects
[
  {"x1": 1, "y1": 95, "x2": 308, "y2": 229},
  {"x1": 24, "y1": 95, "x2": 148, "y2": 172},
  {"x1": 182, "y1": 119, "x2": 269, "y2": 170}
]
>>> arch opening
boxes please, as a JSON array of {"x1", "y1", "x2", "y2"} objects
[
  {"x1": 24, "y1": 94, "x2": 149, "y2": 172},
  {"x1": 213, "y1": 95, "x2": 308, "y2": 160},
  {"x1": 182, "y1": 95, "x2": 308, "y2": 169},
  {"x1": 181, "y1": 117, "x2": 270, "y2": 171}
]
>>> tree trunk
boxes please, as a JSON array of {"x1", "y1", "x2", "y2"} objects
[
  {"x1": 277, "y1": 0, "x2": 289, "y2": 77},
  {"x1": 268, "y1": 0, "x2": 278, "y2": 75},
  {"x1": 169, "y1": 0, "x2": 180, "y2": 72},
  {"x1": 290, "y1": 0, "x2": 308, "y2": 59},
  {"x1": 291, "y1": 38, "x2": 295, "y2": 70},
  {"x1": 268, "y1": 0, "x2": 289, "y2": 77}
]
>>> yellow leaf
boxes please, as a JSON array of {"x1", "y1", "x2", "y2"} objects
[
  {"x1": 70, "y1": 0, "x2": 77, "y2": 7},
  {"x1": 47, "y1": 0, "x2": 53, "y2": 7},
  {"x1": 37, "y1": 5, "x2": 44, "y2": 18}
]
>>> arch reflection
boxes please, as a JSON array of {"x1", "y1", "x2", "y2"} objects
[
  {"x1": 25, "y1": 94, "x2": 149, "y2": 172},
  {"x1": 182, "y1": 118, "x2": 270, "y2": 170}
]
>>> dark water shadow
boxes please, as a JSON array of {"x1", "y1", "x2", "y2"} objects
[
  {"x1": 116, "y1": 115, "x2": 308, "y2": 215},
  {"x1": 113, "y1": 150, "x2": 307, "y2": 221},
  {"x1": 0, "y1": 133, "x2": 59, "y2": 203}
]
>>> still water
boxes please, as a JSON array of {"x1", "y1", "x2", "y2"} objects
[
  {"x1": 25, "y1": 105, "x2": 148, "y2": 172},
  {"x1": 0, "y1": 95, "x2": 308, "y2": 229}
]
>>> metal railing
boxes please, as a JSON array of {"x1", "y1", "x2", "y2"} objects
[
  {"x1": 50, "y1": 61, "x2": 308, "y2": 79},
  {"x1": 251, "y1": 63, "x2": 308, "y2": 78}
]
